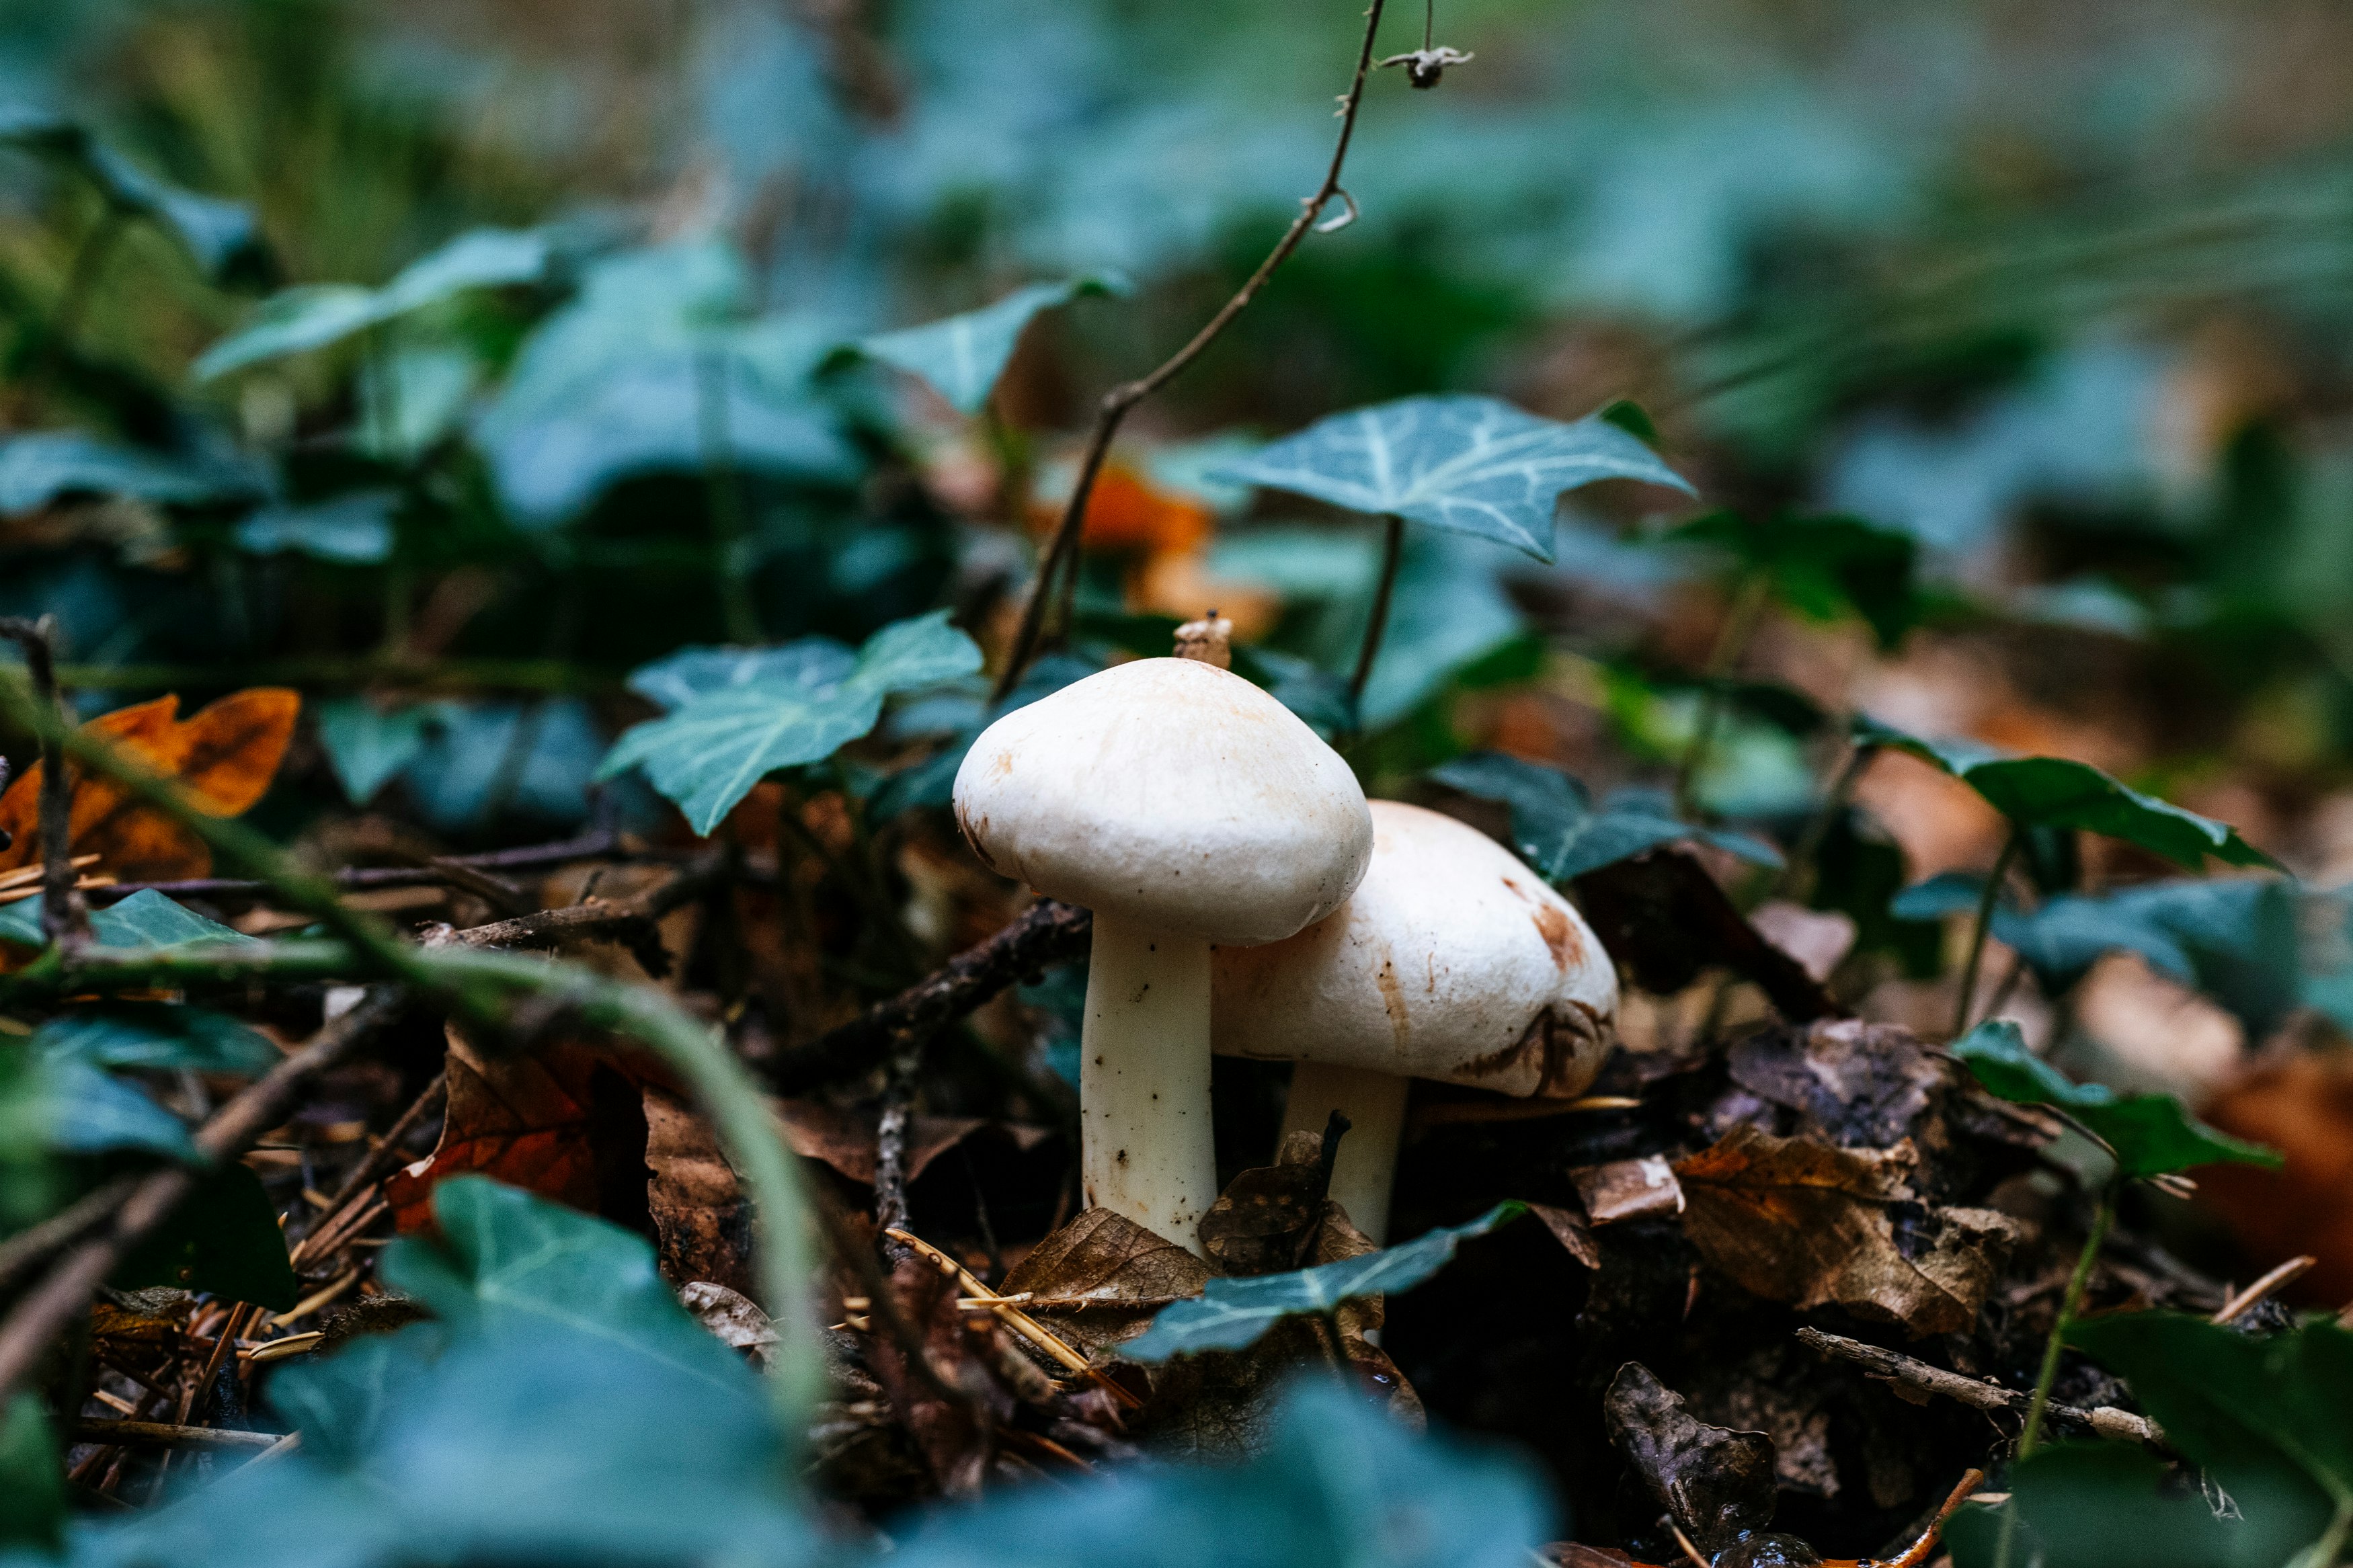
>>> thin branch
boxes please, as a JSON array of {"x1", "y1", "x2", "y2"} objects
[
  {"x1": 992, "y1": 0, "x2": 1396, "y2": 697},
  {"x1": 0, "y1": 988, "x2": 405, "y2": 1404},
  {"x1": 2212, "y1": 1254, "x2": 2315, "y2": 1325},
  {"x1": 92, "y1": 829, "x2": 627, "y2": 905},
  {"x1": 1348, "y1": 515, "x2": 1404, "y2": 719},
  {"x1": 0, "y1": 616, "x2": 89, "y2": 948},
  {"x1": 0, "y1": 1173, "x2": 138, "y2": 1296},
  {"x1": 1953, "y1": 826, "x2": 2023, "y2": 1038},
  {"x1": 66, "y1": 1419, "x2": 278, "y2": 1450},
  {"x1": 768, "y1": 898, "x2": 1092, "y2": 1093},
  {"x1": 288, "y1": 1071, "x2": 447, "y2": 1262},
  {"x1": 1794, "y1": 1327, "x2": 2161, "y2": 1446}
]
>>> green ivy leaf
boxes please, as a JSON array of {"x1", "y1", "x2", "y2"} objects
[
  {"x1": 601, "y1": 610, "x2": 982, "y2": 835},
  {"x1": 111, "y1": 1163, "x2": 298, "y2": 1311},
  {"x1": 1430, "y1": 751, "x2": 1782, "y2": 883},
  {"x1": 234, "y1": 491, "x2": 397, "y2": 565},
  {"x1": 1853, "y1": 714, "x2": 2276, "y2": 870},
  {"x1": 0, "y1": 105, "x2": 270, "y2": 284},
  {"x1": 0, "y1": 1046, "x2": 195, "y2": 1161},
  {"x1": 194, "y1": 226, "x2": 550, "y2": 379},
  {"x1": 317, "y1": 696, "x2": 436, "y2": 805},
  {"x1": 381, "y1": 1175, "x2": 755, "y2": 1400},
  {"x1": 1944, "y1": 1443, "x2": 2262, "y2": 1568},
  {"x1": 1213, "y1": 395, "x2": 1694, "y2": 563},
  {"x1": 0, "y1": 1392, "x2": 63, "y2": 1552},
  {"x1": 0, "y1": 431, "x2": 262, "y2": 515},
  {"x1": 886, "y1": 1380, "x2": 1552, "y2": 1568},
  {"x1": 2021, "y1": 1314, "x2": 2353, "y2": 1567},
  {"x1": 34, "y1": 1005, "x2": 278, "y2": 1074},
  {"x1": 1950, "y1": 1020, "x2": 2278, "y2": 1178},
  {"x1": 1122, "y1": 1203, "x2": 1523, "y2": 1363},
  {"x1": 626, "y1": 639, "x2": 857, "y2": 712},
  {"x1": 1669, "y1": 510, "x2": 1918, "y2": 649},
  {"x1": 852, "y1": 274, "x2": 1127, "y2": 414}
]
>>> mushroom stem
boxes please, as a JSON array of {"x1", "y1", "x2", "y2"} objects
[
  {"x1": 1277, "y1": 1061, "x2": 1407, "y2": 1245},
  {"x1": 1080, "y1": 911, "x2": 1217, "y2": 1254}
]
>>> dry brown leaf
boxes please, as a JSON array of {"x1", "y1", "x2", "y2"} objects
[
  {"x1": 1525, "y1": 1201, "x2": 1602, "y2": 1268},
  {"x1": 0, "y1": 688, "x2": 298, "y2": 880},
  {"x1": 1674, "y1": 1125, "x2": 2018, "y2": 1337},
  {"x1": 678, "y1": 1280, "x2": 777, "y2": 1368},
  {"x1": 774, "y1": 1098, "x2": 990, "y2": 1187},
  {"x1": 1603, "y1": 1362, "x2": 1778, "y2": 1556},
  {"x1": 2198, "y1": 1048, "x2": 2353, "y2": 1307},
  {"x1": 385, "y1": 1028, "x2": 656, "y2": 1232},
  {"x1": 1570, "y1": 1157, "x2": 1685, "y2": 1225},
  {"x1": 645, "y1": 1085, "x2": 754, "y2": 1296},
  {"x1": 999, "y1": 1206, "x2": 1211, "y2": 1360}
]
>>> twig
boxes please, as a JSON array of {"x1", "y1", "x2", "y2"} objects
[
  {"x1": 1347, "y1": 515, "x2": 1405, "y2": 718},
  {"x1": 0, "y1": 616, "x2": 89, "y2": 948},
  {"x1": 0, "y1": 1173, "x2": 138, "y2": 1296},
  {"x1": 0, "y1": 989, "x2": 405, "y2": 1405},
  {"x1": 887, "y1": 1225, "x2": 1142, "y2": 1410},
  {"x1": 808, "y1": 1185, "x2": 986, "y2": 1420},
  {"x1": 875, "y1": 1038, "x2": 922, "y2": 1239},
  {"x1": 1794, "y1": 1327, "x2": 2160, "y2": 1446},
  {"x1": 90, "y1": 829, "x2": 625, "y2": 905},
  {"x1": 2212, "y1": 1254, "x2": 2315, "y2": 1325},
  {"x1": 66, "y1": 1419, "x2": 279, "y2": 1450},
  {"x1": 769, "y1": 899, "x2": 1092, "y2": 1092},
  {"x1": 1953, "y1": 827, "x2": 2022, "y2": 1038},
  {"x1": 288, "y1": 1071, "x2": 446, "y2": 1260},
  {"x1": 992, "y1": 0, "x2": 1397, "y2": 697}
]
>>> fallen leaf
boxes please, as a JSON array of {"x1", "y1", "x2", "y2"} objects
[
  {"x1": 1570, "y1": 1156, "x2": 1685, "y2": 1225},
  {"x1": 0, "y1": 688, "x2": 298, "y2": 880},
  {"x1": 678, "y1": 1280, "x2": 776, "y2": 1369},
  {"x1": 645, "y1": 1085, "x2": 753, "y2": 1296},
  {"x1": 1033, "y1": 464, "x2": 1210, "y2": 554},
  {"x1": 1603, "y1": 1362, "x2": 1778, "y2": 1555},
  {"x1": 1674, "y1": 1125, "x2": 2018, "y2": 1337},
  {"x1": 999, "y1": 1206, "x2": 1210, "y2": 1360},
  {"x1": 863, "y1": 1252, "x2": 1006, "y2": 1496},
  {"x1": 1197, "y1": 1135, "x2": 1336, "y2": 1276},
  {"x1": 1747, "y1": 899, "x2": 1858, "y2": 983},
  {"x1": 2197, "y1": 1048, "x2": 2353, "y2": 1307},
  {"x1": 1525, "y1": 1201, "x2": 1601, "y2": 1269},
  {"x1": 384, "y1": 1028, "x2": 655, "y2": 1233},
  {"x1": 774, "y1": 1098, "x2": 989, "y2": 1186}
]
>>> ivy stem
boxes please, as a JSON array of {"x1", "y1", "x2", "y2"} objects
[
  {"x1": 1772, "y1": 739, "x2": 1878, "y2": 903},
  {"x1": 1347, "y1": 514, "x2": 1406, "y2": 724},
  {"x1": 1673, "y1": 569, "x2": 1771, "y2": 819},
  {"x1": 1952, "y1": 825, "x2": 2023, "y2": 1038},
  {"x1": 1993, "y1": 1185, "x2": 2115, "y2": 1568},
  {"x1": 696, "y1": 348, "x2": 761, "y2": 644}
]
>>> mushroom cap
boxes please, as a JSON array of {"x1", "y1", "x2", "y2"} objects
[
  {"x1": 951, "y1": 657, "x2": 1373, "y2": 945},
  {"x1": 1212, "y1": 800, "x2": 1619, "y2": 1097}
]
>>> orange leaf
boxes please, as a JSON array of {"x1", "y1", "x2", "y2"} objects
[
  {"x1": 0, "y1": 687, "x2": 299, "y2": 881},
  {"x1": 1031, "y1": 464, "x2": 1211, "y2": 554}
]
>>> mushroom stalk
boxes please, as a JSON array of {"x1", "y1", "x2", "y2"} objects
[
  {"x1": 1080, "y1": 911, "x2": 1217, "y2": 1253},
  {"x1": 1278, "y1": 1061, "x2": 1408, "y2": 1245}
]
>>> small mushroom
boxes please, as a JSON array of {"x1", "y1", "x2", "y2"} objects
[
  {"x1": 953, "y1": 656, "x2": 1373, "y2": 1253},
  {"x1": 1212, "y1": 800, "x2": 1618, "y2": 1243}
]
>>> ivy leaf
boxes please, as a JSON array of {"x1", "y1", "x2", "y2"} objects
[
  {"x1": 110, "y1": 1163, "x2": 299, "y2": 1311},
  {"x1": 194, "y1": 226, "x2": 551, "y2": 379},
  {"x1": 0, "y1": 106, "x2": 270, "y2": 284},
  {"x1": 852, "y1": 274, "x2": 1127, "y2": 414},
  {"x1": 1944, "y1": 1442, "x2": 2268, "y2": 1568},
  {"x1": 600, "y1": 610, "x2": 982, "y2": 835},
  {"x1": 1213, "y1": 395, "x2": 1693, "y2": 563},
  {"x1": 474, "y1": 241, "x2": 857, "y2": 525},
  {"x1": 316, "y1": 697, "x2": 435, "y2": 805},
  {"x1": 1430, "y1": 752, "x2": 1782, "y2": 883},
  {"x1": 33, "y1": 1005, "x2": 278, "y2": 1075},
  {"x1": 626, "y1": 638, "x2": 858, "y2": 712},
  {"x1": 0, "y1": 890, "x2": 255, "y2": 952},
  {"x1": 0, "y1": 1050, "x2": 196, "y2": 1161},
  {"x1": 1950, "y1": 1020, "x2": 2278, "y2": 1179},
  {"x1": 886, "y1": 1379, "x2": 1552, "y2": 1568},
  {"x1": 1669, "y1": 509, "x2": 1919, "y2": 649},
  {"x1": 0, "y1": 431, "x2": 263, "y2": 515},
  {"x1": 2042, "y1": 1316, "x2": 2353, "y2": 1561},
  {"x1": 0, "y1": 1392, "x2": 63, "y2": 1552},
  {"x1": 1121, "y1": 1203, "x2": 1522, "y2": 1362},
  {"x1": 1853, "y1": 714, "x2": 2276, "y2": 870},
  {"x1": 234, "y1": 491, "x2": 397, "y2": 565}
]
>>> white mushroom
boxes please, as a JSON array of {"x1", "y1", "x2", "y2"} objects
[
  {"x1": 952, "y1": 657, "x2": 1373, "y2": 1253},
  {"x1": 1212, "y1": 800, "x2": 1618, "y2": 1243}
]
